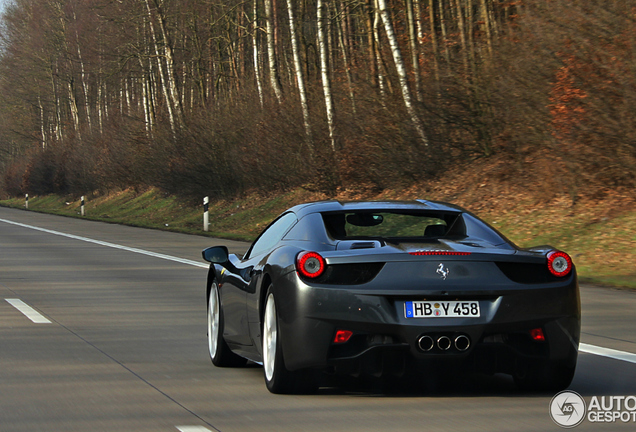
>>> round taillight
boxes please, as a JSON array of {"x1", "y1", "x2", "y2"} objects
[
  {"x1": 296, "y1": 251, "x2": 326, "y2": 278},
  {"x1": 547, "y1": 250, "x2": 573, "y2": 277}
]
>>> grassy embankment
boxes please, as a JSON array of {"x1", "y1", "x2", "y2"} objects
[{"x1": 1, "y1": 186, "x2": 634, "y2": 289}]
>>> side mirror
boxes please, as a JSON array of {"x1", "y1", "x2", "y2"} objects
[{"x1": 202, "y1": 246, "x2": 229, "y2": 263}]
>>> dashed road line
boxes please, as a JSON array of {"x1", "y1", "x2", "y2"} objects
[
  {"x1": 5, "y1": 298, "x2": 51, "y2": 323},
  {"x1": 176, "y1": 427, "x2": 213, "y2": 432}
]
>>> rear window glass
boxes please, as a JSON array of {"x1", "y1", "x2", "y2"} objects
[{"x1": 322, "y1": 211, "x2": 465, "y2": 240}]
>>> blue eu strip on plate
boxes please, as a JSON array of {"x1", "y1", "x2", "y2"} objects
[{"x1": 405, "y1": 301, "x2": 414, "y2": 318}]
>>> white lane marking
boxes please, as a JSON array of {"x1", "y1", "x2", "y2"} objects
[
  {"x1": 3, "y1": 216, "x2": 636, "y2": 367},
  {"x1": 6, "y1": 299, "x2": 51, "y2": 323},
  {"x1": 0, "y1": 218, "x2": 208, "y2": 268},
  {"x1": 580, "y1": 343, "x2": 636, "y2": 365},
  {"x1": 176, "y1": 427, "x2": 213, "y2": 432}
]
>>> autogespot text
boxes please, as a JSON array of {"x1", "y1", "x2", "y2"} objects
[
  {"x1": 550, "y1": 392, "x2": 636, "y2": 428},
  {"x1": 587, "y1": 396, "x2": 636, "y2": 423}
]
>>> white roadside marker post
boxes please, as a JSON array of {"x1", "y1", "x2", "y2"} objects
[
  {"x1": 81, "y1": 196, "x2": 85, "y2": 216},
  {"x1": 25, "y1": 194, "x2": 28, "y2": 209},
  {"x1": 203, "y1": 196, "x2": 209, "y2": 232}
]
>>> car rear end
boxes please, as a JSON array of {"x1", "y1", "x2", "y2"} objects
[{"x1": 274, "y1": 204, "x2": 580, "y2": 389}]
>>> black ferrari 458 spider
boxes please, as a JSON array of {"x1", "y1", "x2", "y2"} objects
[{"x1": 202, "y1": 200, "x2": 580, "y2": 394}]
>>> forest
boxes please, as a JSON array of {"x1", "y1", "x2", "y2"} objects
[{"x1": 0, "y1": 0, "x2": 634, "y2": 203}]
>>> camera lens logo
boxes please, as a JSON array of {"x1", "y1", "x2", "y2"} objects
[{"x1": 550, "y1": 391, "x2": 586, "y2": 428}]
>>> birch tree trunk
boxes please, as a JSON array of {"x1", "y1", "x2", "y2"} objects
[
  {"x1": 38, "y1": 93, "x2": 46, "y2": 149},
  {"x1": 142, "y1": 7, "x2": 177, "y2": 136},
  {"x1": 337, "y1": 0, "x2": 357, "y2": 115},
  {"x1": 285, "y1": 0, "x2": 313, "y2": 147},
  {"x1": 74, "y1": 31, "x2": 92, "y2": 132},
  {"x1": 253, "y1": 0, "x2": 264, "y2": 108},
  {"x1": 139, "y1": 56, "x2": 155, "y2": 136},
  {"x1": 149, "y1": 0, "x2": 184, "y2": 127},
  {"x1": 265, "y1": 0, "x2": 283, "y2": 103},
  {"x1": 372, "y1": 3, "x2": 387, "y2": 104},
  {"x1": 414, "y1": 0, "x2": 424, "y2": 43},
  {"x1": 317, "y1": 0, "x2": 336, "y2": 152},
  {"x1": 67, "y1": 81, "x2": 81, "y2": 139},
  {"x1": 97, "y1": 62, "x2": 104, "y2": 135},
  {"x1": 406, "y1": 0, "x2": 422, "y2": 102},
  {"x1": 376, "y1": 0, "x2": 429, "y2": 146},
  {"x1": 125, "y1": 79, "x2": 132, "y2": 116},
  {"x1": 141, "y1": 74, "x2": 152, "y2": 136},
  {"x1": 365, "y1": 2, "x2": 378, "y2": 88}
]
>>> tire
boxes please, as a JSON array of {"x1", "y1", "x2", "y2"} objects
[
  {"x1": 208, "y1": 282, "x2": 246, "y2": 367},
  {"x1": 262, "y1": 288, "x2": 316, "y2": 394}
]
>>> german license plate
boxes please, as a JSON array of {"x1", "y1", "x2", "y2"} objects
[{"x1": 405, "y1": 301, "x2": 480, "y2": 318}]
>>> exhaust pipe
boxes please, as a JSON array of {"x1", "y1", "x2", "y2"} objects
[
  {"x1": 437, "y1": 336, "x2": 451, "y2": 351},
  {"x1": 454, "y1": 334, "x2": 470, "y2": 351},
  {"x1": 418, "y1": 335, "x2": 435, "y2": 352}
]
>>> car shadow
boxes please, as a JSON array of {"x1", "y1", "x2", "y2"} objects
[
  {"x1": 315, "y1": 371, "x2": 523, "y2": 397},
  {"x1": 242, "y1": 351, "x2": 636, "y2": 398}
]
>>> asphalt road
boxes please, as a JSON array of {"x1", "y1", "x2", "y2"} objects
[{"x1": 1, "y1": 206, "x2": 635, "y2": 432}]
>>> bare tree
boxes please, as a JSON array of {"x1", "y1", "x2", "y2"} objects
[
  {"x1": 253, "y1": 0, "x2": 265, "y2": 108},
  {"x1": 1, "y1": 0, "x2": 633, "y2": 200},
  {"x1": 143, "y1": 1, "x2": 177, "y2": 135},
  {"x1": 376, "y1": 0, "x2": 429, "y2": 146},
  {"x1": 317, "y1": 0, "x2": 336, "y2": 152},
  {"x1": 265, "y1": 0, "x2": 283, "y2": 102},
  {"x1": 286, "y1": 0, "x2": 313, "y2": 148},
  {"x1": 406, "y1": 0, "x2": 422, "y2": 101}
]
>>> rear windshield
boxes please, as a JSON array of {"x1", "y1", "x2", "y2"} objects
[{"x1": 322, "y1": 211, "x2": 465, "y2": 241}]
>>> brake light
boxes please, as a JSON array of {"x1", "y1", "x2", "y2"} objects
[
  {"x1": 530, "y1": 328, "x2": 546, "y2": 342},
  {"x1": 334, "y1": 330, "x2": 353, "y2": 344},
  {"x1": 296, "y1": 251, "x2": 326, "y2": 278},
  {"x1": 547, "y1": 250, "x2": 573, "y2": 277},
  {"x1": 409, "y1": 251, "x2": 471, "y2": 256}
]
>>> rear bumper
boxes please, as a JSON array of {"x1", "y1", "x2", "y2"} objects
[{"x1": 273, "y1": 272, "x2": 580, "y2": 374}]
